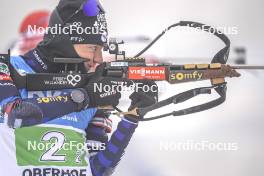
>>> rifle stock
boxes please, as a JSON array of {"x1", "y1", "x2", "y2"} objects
[{"x1": 18, "y1": 63, "x2": 264, "y2": 91}]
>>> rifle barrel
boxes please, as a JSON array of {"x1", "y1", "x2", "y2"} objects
[{"x1": 230, "y1": 65, "x2": 264, "y2": 70}]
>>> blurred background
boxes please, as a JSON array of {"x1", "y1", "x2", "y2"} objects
[{"x1": 1, "y1": 0, "x2": 264, "y2": 176}]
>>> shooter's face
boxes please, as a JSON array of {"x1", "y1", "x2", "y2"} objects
[{"x1": 73, "y1": 44, "x2": 103, "y2": 72}]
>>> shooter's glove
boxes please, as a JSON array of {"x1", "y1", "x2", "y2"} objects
[
  {"x1": 85, "y1": 63, "x2": 121, "y2": 108},
  {"x1": 126, "y1": 80, "x2": 158, "y2": 122}
]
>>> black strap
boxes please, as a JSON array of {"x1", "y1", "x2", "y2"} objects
[
  {"x1": 134, "y1": 21, "x2": 230, "y2": 59},
  {"x1": 132, "y1": 21, "x2": 230, "y2": 121},
  {"x1": 137, "y1": 84, "x2": 226, "y2": 121}
]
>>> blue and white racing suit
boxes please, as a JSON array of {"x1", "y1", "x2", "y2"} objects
[{"x1": 0, "y1": 55, "x2": 138, "y2": 176}]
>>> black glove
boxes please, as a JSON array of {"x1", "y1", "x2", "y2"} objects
[
  {"x1": 126, "y1": 80, "x2": 158, "y2": 122},
  {"x1": 85, "y1": 63, "x2": 121, "y2": 108},
  {"x1": 129, "y1": 80, "x2": 158, "y2": 110}
]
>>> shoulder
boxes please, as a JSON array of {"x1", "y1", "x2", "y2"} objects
[{"x1": 10, "y1": 55, "x2": 35, "y2": 75}]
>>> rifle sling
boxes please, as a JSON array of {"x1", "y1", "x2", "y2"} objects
[{"x1": 137, "y1": 83, "x2": 226, "y2": 121}]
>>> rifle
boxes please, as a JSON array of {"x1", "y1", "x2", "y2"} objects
[{"x1": 4, "y1": 21, "x2": 264, "y2": 121}]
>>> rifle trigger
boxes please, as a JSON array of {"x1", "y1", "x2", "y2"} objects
[{"x1": 113, "y1": 108, "x2": 139, "y2": 117}]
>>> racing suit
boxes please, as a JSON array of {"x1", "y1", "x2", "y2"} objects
[{"x1": 0, "y1": 52, "x2": 138, "y2": 176}]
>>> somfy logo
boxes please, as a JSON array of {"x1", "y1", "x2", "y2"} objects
[{"x1": 66, "y1": 75, "x2": 81, "y2": 86}]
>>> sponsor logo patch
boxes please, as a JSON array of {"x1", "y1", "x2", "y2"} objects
[
  {"x1": 0, "y1": 74, "x2": 12, "y2": 81},
  {"x1": 37, "y1": 96, "x2": 68, "y2": 104},
  {"x1": 0, "y1": 82, "x2": 15, "y2": 87},
  {"x1": 33, "y1": 50, "x2": 48, "y2": 70},
  {"x1": 61, "y1": 115, "x2": 78, "y2": 122},
  {"x1": 0, "y1": 63, "x2": 10, "y2": 75},
  {"x1": 66, "y1": 75, "x2": 82, "y2": 87},
  {"x1": 128, "y1": 67, "x2": 166, "y2": 80},
  {"x1": 170, "y1": 71, "x2": 203, "y2": 81},
  {"x1": 42, "y1": 75, "x2": 82, "y2": 87}
]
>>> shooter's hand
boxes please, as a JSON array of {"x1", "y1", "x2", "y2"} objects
[
  {"x1": 126, "y1": 80, "x2": 158, "y2": 122},
  {"x1": 85, "y1": 63, "x2": 121, "y2": 108}
]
